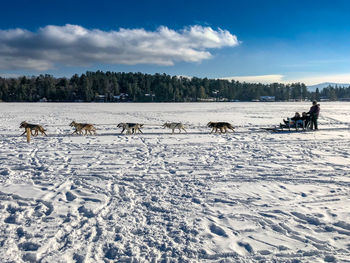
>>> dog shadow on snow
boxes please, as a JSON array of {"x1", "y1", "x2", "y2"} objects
[
  {"x1": 8, "y1": 131, "x2": 238, "y2": 138},
  {"x1": 6, "y1": 127, "x2": 350, "y2": 138}
]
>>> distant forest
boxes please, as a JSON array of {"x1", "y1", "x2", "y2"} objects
[{"x1": 0, "y1": 71, "x2": 350, "y2": 102}]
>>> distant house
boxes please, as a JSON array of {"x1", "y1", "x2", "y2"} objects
[
  {"x1": 144, "y1": 93, "x2": 156, "y2": 99},
  {"x1": 198, "y1": 97, "x2": 216, "y2": 102},
  {"x1": 260, "y1": 96, "x2": 275, "y2": 102},
  {"x1": 112, "y1": 93, "x2": 129, "y2": 102},
  {"x1": 95, "y1": 95, "x2": 106, "y2": 102},
  {"x1": 142, "y1": 93, "x2": 156, "y2": 102}
]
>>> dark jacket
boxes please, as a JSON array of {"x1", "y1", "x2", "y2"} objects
[
  {"x1": 291, "y1": 116, "x2": 301, "y2": 121},
  {"x1": 300, "y1": 115, "x2": 309, "y2": 121},
  {"x1": 308, "y1": 104, "x2": 320, "y2": 116}
]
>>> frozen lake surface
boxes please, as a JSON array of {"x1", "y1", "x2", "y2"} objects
[{"x1": 0, "y1": 102, "x2": 349, "y2": 262}]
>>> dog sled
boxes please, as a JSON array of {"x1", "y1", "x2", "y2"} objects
[{"x1": 261, "y1": 116, "x2": 311, "y2": 133}]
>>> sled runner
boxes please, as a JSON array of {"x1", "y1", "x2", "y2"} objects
[
  {"x1": 260, "y1": 127, "x2": 289, "y2": 133},
  {"x1": 261, "y1": 113, "x2": 312, "y2": 133}
]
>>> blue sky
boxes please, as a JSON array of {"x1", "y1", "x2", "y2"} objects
[{"x1": 1, "y1": 0, "x2": 350, "y2": 85}]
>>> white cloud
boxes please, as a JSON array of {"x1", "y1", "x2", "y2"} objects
[
  {"x1": 0, "y1": 73, "x2": 22, "y2": 78},
  {"x1": 221, "y1": 74, "x2": 285, "y2": 84},
  {"x1": 288, "y1": 74, "x2": 350, "y2": 85},
  {"x1": 221, "y1": 73, "x2": 350, "y2": 85},
  {"x1": 0, "y1": 24, "x2": 239, "y2": 70}
]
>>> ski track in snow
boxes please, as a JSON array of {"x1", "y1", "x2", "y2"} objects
[{"x1": 0, "y1": 102, "x2": 350, "y2": 262}]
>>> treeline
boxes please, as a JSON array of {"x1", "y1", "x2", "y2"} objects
[
  {"x1": 316, "y1": 85, "x2": 350, "y2": 101},
  {"x1": 0, "y1": 71, "x2": 348, "y2": 102}
]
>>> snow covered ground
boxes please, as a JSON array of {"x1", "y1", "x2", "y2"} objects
[{"x1": 0, "y1": 102, "x2": 349, "y2": 263}]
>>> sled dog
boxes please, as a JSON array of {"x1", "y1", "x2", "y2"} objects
[
  {"x1": 207, "y1": 122, "x2": 235, "y2": 133},
  {"x1": 162, "y1": 122, "x2": 187, "y2": 134},
  {"x1": 70, "y1": 121, "x2": 96, "y2": 135},
  {"x1": 20, "y1": 121, "x2": 47, "y2": 136},
  {"x1": 117, "y1": 123, "x2": 144, "y2": 134}
]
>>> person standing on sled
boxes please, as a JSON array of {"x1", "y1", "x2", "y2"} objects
[{"x1": 307, "y1": 101, "x2": 320, "y2": 130}]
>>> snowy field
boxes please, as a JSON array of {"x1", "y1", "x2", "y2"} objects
[{"x1": 0, "y1": 102, "x2": 350, "y2": 263}]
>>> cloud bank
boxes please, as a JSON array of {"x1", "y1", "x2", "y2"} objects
[
  {"x1": 221, "y1": 73, "x2": 350, "y2": 85},
  {"x1": 0, "y1": 24, "x2": 239, "y2": 70},
  {"x1": 291, "y1": 74, "x2": 350, "y2": 86},
  {"x1": 221, "y1": 74, "x2": 285, "y2": 84}
]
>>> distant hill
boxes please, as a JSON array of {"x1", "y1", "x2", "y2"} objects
[{"x1": 307, "y1": 82, "x2": 350, "y2": 92}]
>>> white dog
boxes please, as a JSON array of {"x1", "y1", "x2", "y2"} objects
[{"x1": 162, "y1": 122, "x2": 187, "y2": 134}]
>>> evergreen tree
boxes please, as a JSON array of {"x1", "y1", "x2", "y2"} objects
[{"x1": 315, "y1": 88, "x2": 320, "y2": 101}]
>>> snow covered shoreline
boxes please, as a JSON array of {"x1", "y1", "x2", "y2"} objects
[{"x1": 0, "y1": 102, "x2": 349, "y2": 262}]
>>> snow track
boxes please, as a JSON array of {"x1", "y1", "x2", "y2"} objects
[{"x1": 0, "y1": 102, "x2": 349, "y2": 262}]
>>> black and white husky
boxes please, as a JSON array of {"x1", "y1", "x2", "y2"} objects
[{"x1": 117, "y1": 123, "x2": 143, "y2": 134}]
